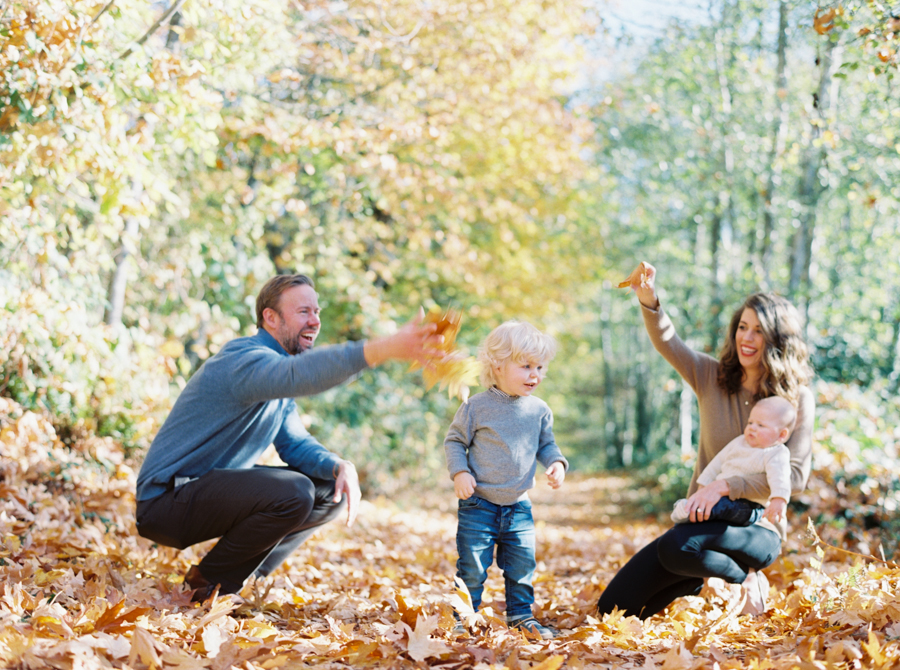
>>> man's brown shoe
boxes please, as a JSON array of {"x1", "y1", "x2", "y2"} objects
[{"x1": 185, "y1": 565, "x2": 219, "y2": 603}]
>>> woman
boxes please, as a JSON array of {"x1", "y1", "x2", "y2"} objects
[{"x1": 597, "y1": 262, "x2": 814, "y2": 619}]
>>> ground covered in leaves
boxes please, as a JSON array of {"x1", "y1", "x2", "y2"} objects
[{"x1": 2, "y1": 394, "x2": 900, "y2": 669}]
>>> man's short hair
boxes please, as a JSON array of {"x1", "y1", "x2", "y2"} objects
[{"x1": 256, "y1": 274, "x2": 315, "y2": 327}]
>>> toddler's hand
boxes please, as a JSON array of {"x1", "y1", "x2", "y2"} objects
[
  {"x1": 453, "y1": 471, "x2": 477, "y2": 500},
  {"x1": 546, "y1": 461, "x2": 565, "y2": 489},
  {"x1": 763, "y1": 497, "x2": 787, "y2": 524}
]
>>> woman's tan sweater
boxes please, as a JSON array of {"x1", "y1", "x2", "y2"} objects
[{"x1": 642, "y1": 304, "x2": 815, "y2": 539}]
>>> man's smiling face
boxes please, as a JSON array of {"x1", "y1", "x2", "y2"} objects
[{"x1": 267, "y1": 284, "x2": 321, "y2": 355}]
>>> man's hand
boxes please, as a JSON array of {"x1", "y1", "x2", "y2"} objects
[
  {"x1": 763, "y1": 497, "x2": 787, "y2": 524},
  {"x1": 454, "y1": 471, "x2": 476, "y2": 500},
  {"x1": 546, "y1": 461, "x2": 566, "y2": 489},
  {"x1": 334, "y1": 460, "x2": 361, "y2": 527},
  {"x1": 363, "y1": 308, "x2": 445, "y2": 367}
]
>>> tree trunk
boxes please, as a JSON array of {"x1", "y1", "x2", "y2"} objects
[
  {"x1": 104, "y1": 213, "x2": 140, "y2": 326},
  {"x1": 600, "y1": 286, "x2": 623, "y2": 468},
  {"x1": 165, "y1": 10, "x2": 182, "y2": 50},
  {"x1": 789, "y1": 37, "x2": 841, "y2": 312},
  {"x1": 757, "y1": 0, "x2": 789, "y2": 288},
  {"x1": 709, "y1": 4, "x2": 736, "y2": 353},
  {"x1": 889, "y1": 312, "x2": 900, "y2": 394},
  {"x1": 633, "y1": 358, "x2": 650, "y2": 463}
]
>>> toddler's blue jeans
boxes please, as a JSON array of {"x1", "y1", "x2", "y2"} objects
[{"x1": 455, "y1": 496, "x2": 536, "y2": 619}]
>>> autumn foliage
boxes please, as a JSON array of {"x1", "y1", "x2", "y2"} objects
[
  {"x1": 4, "y1": 0, "x2": 900, "y2": 666},
  {"x1": 3, "y1": 384, "x2": 900, "y2": 669}
]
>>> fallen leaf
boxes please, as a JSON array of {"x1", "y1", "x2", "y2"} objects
[{"x1": 405, "y1": 614, "x2": 451, "y2": 662}]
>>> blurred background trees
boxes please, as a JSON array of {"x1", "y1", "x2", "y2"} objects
[{"x1": 2, "y1": 0, "x2": 899, "y2": 509}]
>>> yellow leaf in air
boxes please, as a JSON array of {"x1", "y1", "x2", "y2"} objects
[{"x1": 411, "y1": 307, "x2": 481, "y2": 403}]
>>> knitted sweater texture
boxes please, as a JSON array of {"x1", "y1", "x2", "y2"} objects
[
  {"x1": 444, "y1": 389, "x2": 568, "y2": 506},
  {"x1": 136, "y1": 329, "x2": 368, "y2": 502},
  {"x1": 696, "y1": 435, "x2": 792, "y2": 504}
]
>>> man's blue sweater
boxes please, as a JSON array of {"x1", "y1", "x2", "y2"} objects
[{"x1": 136, "y1": 329, "x2": 369, "y2": 502}]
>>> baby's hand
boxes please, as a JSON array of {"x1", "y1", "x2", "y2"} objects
[
  {"x1": 546, "y1": 461, "x2": 566, "y2": 489},
  {"x1": 763, "y1": 497, "x2": 787, "y2": 524},
  {"x1": 453, "y1": 471, "x2": 477, "y2": 500}
]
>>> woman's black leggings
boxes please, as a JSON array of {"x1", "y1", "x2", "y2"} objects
[{"x1": 597, "y1": 521, "x2": 781, "y2": 619}]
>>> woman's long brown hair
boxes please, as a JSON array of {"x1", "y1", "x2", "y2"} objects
[{"x1": 717, "y1": 293, "x2": 813, "y2": 404}]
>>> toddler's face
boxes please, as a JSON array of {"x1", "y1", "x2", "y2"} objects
[
  {"x1": 494, "y1": 358, "x2": 547, "y2": 397},
  {"x1": 744, "y1": 404, "x2": 788, "y2": 449}
]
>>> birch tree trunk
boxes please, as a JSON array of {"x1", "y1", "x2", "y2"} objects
[
  {"x1": 104, "y1": 188, "x2": 141, "y2": 326},
  {"x1": 709, "y1": 1, "x2": 737, "y2": 353},
  {"x1": 757, "y1": 0, "x2": 789, "y2": 288}
]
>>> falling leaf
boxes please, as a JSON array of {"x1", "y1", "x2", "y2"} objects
[{"x1": 410, "y1": 307, "x2": 481, "y2": 402}]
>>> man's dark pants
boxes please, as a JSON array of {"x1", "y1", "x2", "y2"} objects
[{"x1": 136, "y1": 466, "x2": 344, "y2": 594}]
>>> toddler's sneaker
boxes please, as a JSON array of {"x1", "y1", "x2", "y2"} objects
[{"x1": 507, "y1": 615, "x2": 557, "y2": 639}]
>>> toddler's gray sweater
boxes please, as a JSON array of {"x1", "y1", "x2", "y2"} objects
[{"x1": 444, "y1": 388, "x2": 568, "y2": 506}]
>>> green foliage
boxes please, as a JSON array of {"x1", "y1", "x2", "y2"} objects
[
  {"x1": 299, "y1": 366, "x2": 457, "y2": 494},
  {"x1": 0, "y1": 281, "x2": 173, "y2": 452},
  {"x1": 2, "y1": 0, "x2": 900, "y2": 512},
  {"x1": 1, "y1": 0, "x2": 599, "y2": 483}
]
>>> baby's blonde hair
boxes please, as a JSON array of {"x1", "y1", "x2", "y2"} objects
[
  {"x1": 753, "y1": 395, "x2": 797, "y2": 434},
  {"x1": 478, "y1": 321, "x2": 557, "y2": 388}
]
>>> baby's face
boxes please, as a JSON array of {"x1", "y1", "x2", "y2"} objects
[{"x1": 744, "y1": 405, "x2": 787, "y2": 449}]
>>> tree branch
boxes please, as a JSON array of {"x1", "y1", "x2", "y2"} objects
[
  {"x1": 60, "y1": 0, "x2": 116, "y2": 71},
  {"x1": 119, "y1": 0, "x2": 187, "y2": 60}
]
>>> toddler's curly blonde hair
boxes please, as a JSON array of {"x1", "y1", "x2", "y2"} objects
[{"x1": 478, "y1": 321, "x2": 557, "y2": 388}]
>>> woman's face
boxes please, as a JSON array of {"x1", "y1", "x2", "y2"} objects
[{"x1": 735, "y1": 308, "x2": 766, "y2": 372}]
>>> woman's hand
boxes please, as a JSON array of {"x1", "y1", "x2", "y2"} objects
[
  {"x1": 684, "y1": 480, "x2": 730, "y2": 522},
  {"x1": 620, "y1": 261, "x2": 659, "y2": 310}
]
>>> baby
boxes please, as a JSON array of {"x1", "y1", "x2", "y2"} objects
[{"x1": 672, "y1": 395, "x2": 795, "y2": 526}]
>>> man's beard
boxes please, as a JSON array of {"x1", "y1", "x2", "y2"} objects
[
  {"x1": 284, "y1": 334, "x2": 310, "y2": 356},
  {"x1": 277, "y1": 329, "x2": 312, "y2": 356}
]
